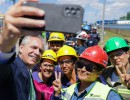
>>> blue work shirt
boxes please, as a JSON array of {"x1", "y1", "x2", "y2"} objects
[
  {"x1": 70, "y1": 36, "x2": 76, "y2": 42},
  {"x1": 90, "y1": 32, "x2": 100, "y2": 42},
  {"x1": 74, "y1": 45, "x2": 86, "y2": 55},
  {"x1": 71, "y1": 82, "x2": 122, "y2": 100},
  {"x1": 86, "y1": 32, "x2": 100, "y2": 47},
  {"x1": 61, "y1": 73, "x2": 78, "y2": 88},
  {"x1": 111, "y1": 71, "x2": 120, "y2": 82}
]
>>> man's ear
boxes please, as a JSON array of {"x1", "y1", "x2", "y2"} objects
[{"x1": 19, "y1": 44, "x2": 24, "y2": 54}]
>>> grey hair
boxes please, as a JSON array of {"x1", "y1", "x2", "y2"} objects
[
  {"x1": 20, "y1": 35, "x2": 44, "y2": 46},
  {"x1": 20, "y1": 36, "x2": 30, "y2": 45},
  {"x1": 18, "y1": 35, "x2": 45, "y2": 55}
]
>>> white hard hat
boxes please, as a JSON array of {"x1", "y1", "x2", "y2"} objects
[{"x1": 76, "y1": 31, "x2": 88, "y2": 41}]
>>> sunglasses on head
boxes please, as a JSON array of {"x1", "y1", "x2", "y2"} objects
[{"x1": 76, "y1": 61, "x2": 96, "y2": 72}]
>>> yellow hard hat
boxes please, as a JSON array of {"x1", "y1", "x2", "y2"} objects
[
  {"x1": 42, "y1": 50, "x2": 57, "y2": 62},
  {"x1": 57, "y1": 45, "x2": 78, "y2": 60},
  {"x1": 48, "y1": 32, "x2": 65, "y2": 42}
]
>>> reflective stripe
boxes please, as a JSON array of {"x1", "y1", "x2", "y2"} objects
[
  {"x1": 63, "y1": 92, "x2": 72, "y2": 100},
  {"x1": 61, "y1": 84, "x2": 77, "y2": 100},
  {"x1": 86, "y1": 82, "x2": 111, "y2": 100},
  {"x1": 118, "y1": 88, "x2": 130, "y2": 94},
  {"x1": 62, "y1": 82, "x2": 112, "y2": 100}
]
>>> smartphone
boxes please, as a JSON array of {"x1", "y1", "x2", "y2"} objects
[{"x1": 22, "y1": 2, "x2": 84, "y2": 34}]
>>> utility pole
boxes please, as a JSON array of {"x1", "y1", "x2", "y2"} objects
[{"x1": 101, "y1": 0, "x2": 106, "y2": 43}]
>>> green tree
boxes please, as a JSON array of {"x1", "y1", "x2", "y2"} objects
[
  {"x1": 120, "y1": 16, "x2": 127, "y2": 20},
  {"x1": 127, "y1": 12, "x2": 130, "y2": 20}
]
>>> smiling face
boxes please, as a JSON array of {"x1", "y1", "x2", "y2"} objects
[
  {"x1": 109, "y1": 49, "x2": 129, "y2": 69},
  {"x1": 58, "y1": 56, "x2": 74, "y2": 75},
  {"x1": 19, "y1": 37, "x2": 44, "y2": 68},
  {"x1": 49, "y1": 41, "x2": 63, "y2": 53},
  {"x1": 77, "y1": 59, "x2": 100, "y2": 83},
  {"x1": 40, "y1": 59, "x2": 55, "y2": 79}
]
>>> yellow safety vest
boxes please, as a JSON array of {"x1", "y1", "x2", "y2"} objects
[
  {"x1": 62, "y1": 82, "x2": 115, "y2": 100},
  {"x1": 117, "y1": 87, "x2": 130, "y2": 100}
]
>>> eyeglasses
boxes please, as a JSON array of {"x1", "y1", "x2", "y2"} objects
[
  {"x1": 41, "y1": 64, "x2": 54, "y2": 68},
  {"x1": 109, "y1": 50, "x2": 125, "y2": 59},
  {"x1": 59, "y1": 59, "x2": 73, "y2": 65},
  {"x1": 76, "y1": 61, "x2": 99, "y2": 72}
]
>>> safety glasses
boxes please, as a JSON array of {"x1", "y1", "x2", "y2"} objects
[
  {"x1": 59, "y1": 59, "x2": 73, "y2": 65},
  {"x1": 76, "y1": 61, "x2": 96, "y2": 72}
]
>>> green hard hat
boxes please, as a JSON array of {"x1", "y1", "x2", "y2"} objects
[{"x1": 104, "y1": 37, "x2": 130, "y2": 53}]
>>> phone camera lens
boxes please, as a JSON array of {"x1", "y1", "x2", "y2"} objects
[
  {"x1": 71, "y1": 8, "x2": 76, "y2": 15},
  {"x1": 76, "y1": 8, "x2": 80, "y2": 13},
  {"x1": 65, "y1": 7, "x2": 70, "y2": 13},
  {"x1": 65, "y1": 7, "x2": 71, "y2": 16}
]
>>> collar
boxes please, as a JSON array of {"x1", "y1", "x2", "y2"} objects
[
  {"x1": 61, "y1": 74, "x2": 79, "y2": 88},
  {"x1": 74, "y1": 82, "x2": 96, "y2": 97}
]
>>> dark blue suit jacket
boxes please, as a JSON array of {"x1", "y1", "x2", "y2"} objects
[{"x1": 0, "y1": 55, "x2": 30, "y2": 100}]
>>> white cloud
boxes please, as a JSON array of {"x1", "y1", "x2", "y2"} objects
[
  {"x1": 0, "y1": 0, "x2": 6, "y2": 5},
  {"x1": 57, "y1": 0, "x2": 130, "y2": 23},
  {"x1": 57, "y1": 0, "x2": 89, "y2": 7},
  {"x1": 105, "y1": 1, "x2": 130, "y2": 20},
  {"x1": 1, "y1": 0, "x2": 130, "y2": 23}
]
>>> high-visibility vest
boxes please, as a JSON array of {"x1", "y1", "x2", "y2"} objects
[
  {"x1": 62, "y1": 81, "x2": 115, "y2": 100},
  {"x1": 116, "y1": 86, "x2": 130, "y2": 100}
]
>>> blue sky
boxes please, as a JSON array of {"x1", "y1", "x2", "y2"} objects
[{"x1": 0, "y1": 0, "x2": 130, "y2": 23}]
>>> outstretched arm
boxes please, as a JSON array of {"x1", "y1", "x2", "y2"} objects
[{"x1": 0, "y1": 0, "x2": 45, "y2": 52}]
